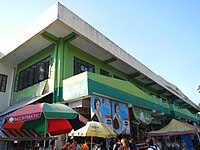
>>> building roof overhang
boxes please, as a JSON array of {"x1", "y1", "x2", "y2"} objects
[{"x1": 1, "y1": 2, "x2": 199, "y2": 112}]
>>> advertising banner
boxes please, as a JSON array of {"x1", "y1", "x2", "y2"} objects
[
  {"x1": 112, "y1": 100, "x2": 130, "y2": 134},
  {"x1": 91, "y1": 96, "x2": 130, "y2": 135},
  {"x1": 91, "y1": 96, "x2": 113, "y2": 129}
]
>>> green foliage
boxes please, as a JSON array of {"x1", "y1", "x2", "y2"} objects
[{"x1": 198, "y1": 85, "x2": 200, "y2": 93}]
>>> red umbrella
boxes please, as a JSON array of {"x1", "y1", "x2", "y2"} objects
[{"x1": 4, "y1": 103, "x2": 87, "y2": 136}]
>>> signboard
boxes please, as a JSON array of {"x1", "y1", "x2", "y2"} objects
[
  {"x1": 133, "y1": 105, "x2": 152, "y2": 124},
  {"x1": 112, "y1": 100, "x2": 130, "y2": 134},
  {"x1": 91, "y1": 96, "x2": 113, "y2": 129},
  {"x1": 90, "y1": 95, "x2": 130, "y2": 135},
  {"x1": 36, "y1": 80, "x2": 46, "y2": 96},
  {"x1": 63, "y1": 79, "x2": 88, "y2": 101}
]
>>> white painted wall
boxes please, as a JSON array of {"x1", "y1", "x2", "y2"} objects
[{"x1": 0, "y1": 62, "x2": 16, "y2": 113}]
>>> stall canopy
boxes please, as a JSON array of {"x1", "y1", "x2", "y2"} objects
[
  {"x1": 3, "y1": 103, "x2": 87, "y2": 136},
  {"x1": 148, "y1": 119, "x2": 200, "y2": 136},
  {"x1": 0, "y1": 129, "x2": 57, "y2": 141}
]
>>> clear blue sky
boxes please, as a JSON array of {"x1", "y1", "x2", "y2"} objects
[{"x1": 0, "y1": 0, "x2": 200, "y2": 105}]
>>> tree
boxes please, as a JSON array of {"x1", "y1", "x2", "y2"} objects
[{"x1": 198, "y1": 86, "x2": 200, "y2": 107}]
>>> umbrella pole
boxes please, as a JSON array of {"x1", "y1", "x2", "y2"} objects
[
  {"x1": 91, "y1": 136, "x2": 93, "y2": 150},
  {"x1": 197, "y1": 132, "x2": 200, "y2": 142},
  {"x1": 174, "y1": 136, "x2": 177, "y2": 150},
  {"x1": 44, "y1": 118, "x2": 47, "y2": 148}
]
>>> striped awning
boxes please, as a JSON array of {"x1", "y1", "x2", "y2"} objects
[{"x1": 0, "y1": 129, "x2": 57, "y2": 141}]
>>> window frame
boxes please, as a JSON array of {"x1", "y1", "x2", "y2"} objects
[
  {"x1": 113, "y1": 75, "x2": 125, "y2": 81},
  {"x1": 100, "y1": 69, "x2": 110, "y2": 77},
  {"x1": 17, "y1": 56, "x2": 51, "y2": 91},
  {"x1": 0, "y1": 74, "x2": 8, "y2": 92},
  {"x1": 74, "y1": 57, "x2": 95, "y2": 75}
]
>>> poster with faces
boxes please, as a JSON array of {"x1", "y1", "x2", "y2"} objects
[{"x1": 91, "y1": 95, "x2": 130, "y2": 135}]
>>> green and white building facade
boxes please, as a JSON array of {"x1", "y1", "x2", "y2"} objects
[{"x1": 0, "y1": 2, "x2": 199, "y2": 140}]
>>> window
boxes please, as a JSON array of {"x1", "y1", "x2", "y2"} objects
[
  {"x1": 100, "y1": 69, "x2": 110, "y2": 77},
  {"x1": 113, "y1": 75, "x2": 125, "y2": 80},
  {"x1": 17, "y1": 56, "x2": 51, "y2": 91},
  {"x1": 0, "y1": 74, "x2": 7, "y2": 92},
  {"x1": 74, "y1": 57, "x2": 95, "y2": 75}
]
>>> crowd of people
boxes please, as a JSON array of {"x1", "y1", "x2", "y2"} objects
[
  {"x1": 59, "y1": 135, "x2": 200, "y2": 150},
  {"x1": 60, "y1": 137, "x2": 139, "y2": 150}
]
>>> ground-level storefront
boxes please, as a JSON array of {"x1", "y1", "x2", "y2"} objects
[{"x1": 0, "y1": 128, "x2": 57, "y2": 150}]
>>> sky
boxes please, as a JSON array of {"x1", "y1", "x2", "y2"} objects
[{"x1": 0, "y1": 0, "x2": 200, "y2": 105}]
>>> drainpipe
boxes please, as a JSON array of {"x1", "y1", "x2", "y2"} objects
[{"x1": 10, "y1": 67, "x2": 16, "y2": 106}]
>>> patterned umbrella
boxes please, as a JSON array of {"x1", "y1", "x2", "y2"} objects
[{"x1": 4, "y1": 103, "x2": 87, "y2": 136}]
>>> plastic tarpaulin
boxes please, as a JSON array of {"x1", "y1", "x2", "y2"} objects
[{"x1": 148, "y1": 119, "x2": 200, "y2": 136}]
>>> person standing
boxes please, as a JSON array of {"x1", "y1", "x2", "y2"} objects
[
  {"x1": 95, "y1": 141, "x2": 108, "y2": 150},
  {"x1": 118, "y1": 138, "x2": 130, "y2": 150},
  {"x1": 128, "y1": 139, "x2": 138, "y2": 150},
  {"x1": 81, "y1": 139, "x2": 90, "y2": 150},
  {"x1": 60, "y1": 140, "x2": 70, "y2": 150},
  {"x1": 113, "y1": 138, "x2": 121, "y2": 150},
  {"x1": 147, "y1": 139, "x2": 160, "y2": 150},
  {"x1": 50, "y1": 140, "x2": 55, "y2": 150},
  {"x1": 74, "y1": 141, "x2": 81, "y2": 150}
]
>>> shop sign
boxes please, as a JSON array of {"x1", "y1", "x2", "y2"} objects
[
  {"x1": 63, "y1": 79, "x2": 88, "y2": 100},
  {"x1": 133, "y1": 105, "x2": 152, "y2": 124},
  {"x1": 7, "y1": 112, "x2": 41, "y2": 123}
]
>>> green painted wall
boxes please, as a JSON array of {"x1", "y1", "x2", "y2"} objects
[
  {"x1": 64, "y1": 44, "x2": 128, "y2": 80},
  {"x1": 17, "y1": 45, "x2": 54, "y2": 71},
  {"x1": 12, "y1": 44, "x2": 55, "y2": 102}
]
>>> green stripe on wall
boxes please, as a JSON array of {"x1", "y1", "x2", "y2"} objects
[
  {"x1": 88, "y1": 79, "x2": 163, "y2": 112},
  {"x1": 88, "y1": 73, "x2": 163, "y2": 110},
  {"x1": 173, "y1": 108, "x2": 200, "y2": 122},
  {"x1": 163, "y1": 102, "x2": 171, "y2": 114},
  {"x1": 88, "y1": 73, "x2": 159, "y2": 103}
]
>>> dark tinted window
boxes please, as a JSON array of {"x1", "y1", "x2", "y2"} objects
[
  {"x1": 113, "y1": 75, "x2": 125, "y2": 81},
  {"x1": 17, "y1": 56, "x2": 51, "y2": 91},
  {"x1": 74, "y1": 57, "x2": 95, "y2": 75},
  {"x1": 100, "y1": 69, "x2": 109, "y2": 77},
  {"x1": 0, "y1": 74, "x2": 7, "y2": 92}
]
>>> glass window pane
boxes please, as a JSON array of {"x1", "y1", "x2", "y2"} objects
[{"x1": 0, "y1": 74, "x2": 7, "y2": 92}]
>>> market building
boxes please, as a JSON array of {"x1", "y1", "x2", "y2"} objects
[{"x1": 0, "y1": 2, "x2": 199, "y2": 149}]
